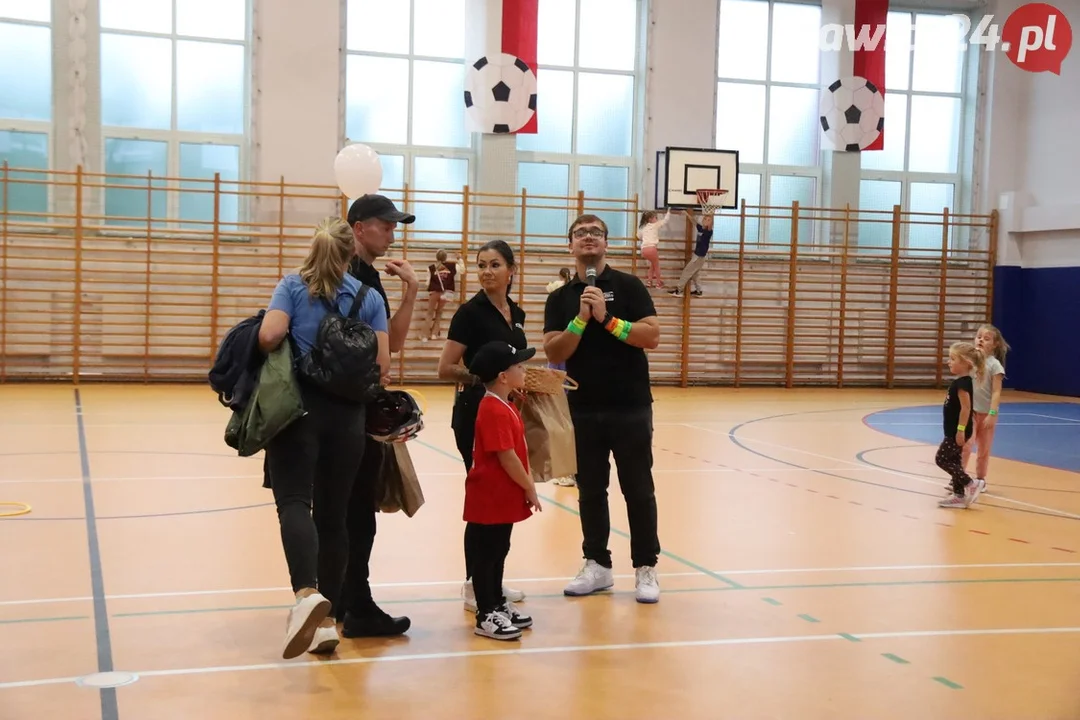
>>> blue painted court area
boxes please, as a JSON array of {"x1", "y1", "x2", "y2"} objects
[{"x1": 864, "y1": 402, "x2": 1080, "y2": 473}]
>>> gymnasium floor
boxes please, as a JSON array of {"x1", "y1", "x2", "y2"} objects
[{"x1": 2, "y1": 384, "x2": 1079, "y2": 719}]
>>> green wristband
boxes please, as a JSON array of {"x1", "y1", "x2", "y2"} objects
[{"x1": 567, "y1": 316, "x2": 586, "y2": 336}]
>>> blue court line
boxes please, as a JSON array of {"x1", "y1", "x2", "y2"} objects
[
  {"x1": 724, "y1": 408, "x2": 1080, "y2": 523},
  {"x1": 864, "y1": 402, "x2": 1080, "y2": 473},
  {"x1": 75, "y1": 389, "x2": 119, "y2": 720},
  {"x1": 412, "y1": 439, "x2": 744, "y2": 589},
  {"x1": 856, "y1": 446, "x2": 1080, "y2": 496}
]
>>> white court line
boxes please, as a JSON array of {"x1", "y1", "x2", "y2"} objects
[
  {"x1": 870, "y1": 422, "x2": 1074, "y2": 427},
  {"x1": 686, "y1": 423, "x2": 1080, "y2": 521},
  {"x1": 0, "y1": 468, "x2": 881, "y2": 485},
  {"x1": 2, "y1": 625, "x2": 1078, "y2": 690},
  {"x1": 5, "y1": 562, "x2": 1079, "y2": 608},
  {"x1": 1025, "y1": 413, "x2": 1080, "y2": 423}
]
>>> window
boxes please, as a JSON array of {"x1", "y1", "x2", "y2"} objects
[
  {"x1": 0, "y1": 0, "x2": 51, "y2": 220},
  {"x1": 716, "y1": 0, "x2": 822, "y2": 247},
  {"x1": 517, "y1": 0, "x2": 641, "y2": 242},
  {"x1": 859, "y1": 11, "x2": 968, "y2": 254},
  {"x1": 99, "y1": 0, "x2": 247, "y2": 228},
  {"x1": 345, "y1": 0, "x2": 471, "y2": 202}
]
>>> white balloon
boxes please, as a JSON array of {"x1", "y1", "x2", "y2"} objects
[{"x1": 333, "y1": 144, "x2": 383, "y2": 197}]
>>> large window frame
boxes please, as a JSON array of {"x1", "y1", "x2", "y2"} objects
[
  {"x1": 515, "y1": 0, "x2": 644, "y2": 242},
  {"x1": 715, "y1": 0, "x2": 824, "y2": 247},
  {"x1": 342, "y1": 0, "x2": 476, "y2": 198},
  {"x1": 0, "y1": 4, "x2": 53, "y2": 219},
  {"x1": 98, "y1": 0, "x2": 250, "y2": 227},
  {"x1": 857, "y1": 7, "x2": 974, "y2": 254}
]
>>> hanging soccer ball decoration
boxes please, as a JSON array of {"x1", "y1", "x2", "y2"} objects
[
  {"x1": 463, "y1": 53, "x2": 538, "y2": 134},
  {"x1": 819, "y1": 76, "x2": 885, "y2": 152}
]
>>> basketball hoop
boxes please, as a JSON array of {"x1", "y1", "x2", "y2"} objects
[{"x1": 696, "y1": 188, "x2": 729, "y2": 215}]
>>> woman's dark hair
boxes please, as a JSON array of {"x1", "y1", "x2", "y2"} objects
[{"x1": 476, "y1": 239, "x2": 516, "y2": 297}]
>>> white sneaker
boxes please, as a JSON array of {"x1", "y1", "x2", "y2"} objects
[
  {"x1": 563, "y1": 560, "x2": 615, "y2": 596},
  {"x1": 282, "y1": 592, "x2": 331, "y2": 659},
  {"x1": 462, "y1": 579, "x2": 526, "y2": 611},
  {"x1": 553, "y1": 476, "x2": 576, "y2": 487},
  {"x1": 462, "y1": 580, "x2": 477, "y2": 611},
  {"x1": 475, "y1": 610, "x2": 522, "y2": 641},
  {"x1": 307, "y1": 624, "x2": 340, "y2": 655},
  {"x1": 635, "y1": 566, "x2": 660, "y2": 604}
]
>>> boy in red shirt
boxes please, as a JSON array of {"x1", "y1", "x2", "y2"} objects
[{"x1": 465, "y1": 341, "x2": 543, "y2": 640}]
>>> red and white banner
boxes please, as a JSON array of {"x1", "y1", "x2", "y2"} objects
[
  {"x1": 851, "y1": 0, "x2": 889, "y2": 150},
  {"x1": 501, "y1": 0, "x2": 539, "y2": 134}
]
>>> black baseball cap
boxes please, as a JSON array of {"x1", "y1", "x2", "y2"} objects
[
  {"x1": 347, "y1": 194, "x2": 416, "y2": 225},
  {"x1": 469, "y1": 341, "x2": 536, "y2": 383}
]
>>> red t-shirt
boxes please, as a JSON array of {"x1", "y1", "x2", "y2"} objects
[{"x1": 464, "y1": 394, "x2": 532, "y2": 525}]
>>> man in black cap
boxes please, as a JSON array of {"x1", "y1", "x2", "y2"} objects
[{"x1": 337, "y1": 193, "x2": 419, "y2": 638}]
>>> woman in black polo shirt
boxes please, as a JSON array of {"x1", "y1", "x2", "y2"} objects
[{"x1": 437, "y1": 239, "x2": 528, "y2": 610}]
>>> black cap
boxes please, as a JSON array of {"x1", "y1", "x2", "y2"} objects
[
  {"x1": 347, "y1": 194, "x2": 416, "y2": 225},
  {"x1": 469, "y1": 341, "x2": 536, "y2": 383}
]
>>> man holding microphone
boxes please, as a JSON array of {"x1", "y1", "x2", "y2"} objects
[{"x1": 542, "y1": 213, "x2": 663, "y2": 604}]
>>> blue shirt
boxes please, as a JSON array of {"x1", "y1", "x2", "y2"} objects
[
  {"x1": 694, "y1": 225, "x2": 714, "y2": 257},
  {"x1": 267, "y1": 273, "x2": 389, "y2": 356}
]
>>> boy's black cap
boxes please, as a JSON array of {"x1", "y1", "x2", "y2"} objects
[
  {"x1": 347, "y1": 194, "x2": 416, "y2": 225},
  {"x1": 469, "y1": 341, "x2": 536, "y2": 383}
]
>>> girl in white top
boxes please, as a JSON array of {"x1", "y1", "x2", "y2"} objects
[
  {"x1": 636, "y1": 209, "x2": 670, "y2": 288},
  {"x1": 960, "y1": 323, "x2": 1010, "y2": 494}
]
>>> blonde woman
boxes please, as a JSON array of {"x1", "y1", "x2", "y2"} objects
[{"x1": 258, "y1": 217, "x2": 390, "y2": 659}]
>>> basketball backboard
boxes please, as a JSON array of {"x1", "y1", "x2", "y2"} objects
[{"x1": 656, "y1": 146, "x2": 739, "y2": 210}]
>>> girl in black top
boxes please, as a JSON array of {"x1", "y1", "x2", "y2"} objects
[
  {"x1": 937, "y1": 341, "x2": 986, "y2": 509},
  {"x1": 437, "y1": 239, "x2": 528, "y2": 609}
]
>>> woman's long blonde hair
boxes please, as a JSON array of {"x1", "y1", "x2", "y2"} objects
[
  {"x1": 299, "y1": 217, "x2": 354, "y2": 300},
  {"x1": 950, "y1": 341, "x2": 986, "y2": 382}
]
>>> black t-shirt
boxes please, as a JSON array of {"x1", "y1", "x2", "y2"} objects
[
  {"x1": 943, "y1": 375, "x2": 974, "y2": 439},
  {"x1": 348, "y1": 257, "x2": 391, "y2": 320},
  {"x1": 544, "y1": 265, "x2": 657, "y2": 410},
  {"x1": 447, "y1": 290, "x2": 528, "y2": 370}
]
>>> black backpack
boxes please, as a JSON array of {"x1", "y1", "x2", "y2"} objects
[{"x1": 295, "y1": 286, "x2": 382, "y2": 404}]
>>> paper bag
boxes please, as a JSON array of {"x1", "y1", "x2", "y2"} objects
[
  {"x1": 521, "y1": 390, "x2": 577, "y2": 483},
  {"x1": 376, "y1": 442, "x2": 426, "y2": 517}
]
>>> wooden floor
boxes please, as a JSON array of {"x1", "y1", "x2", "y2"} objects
[{"x1": 2, "y1": 384, "x2": 1079, "y2": 719}]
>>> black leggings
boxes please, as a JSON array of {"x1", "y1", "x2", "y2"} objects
[
  {"x1": 464, "y1": 522, "x2": 513, "y2": 615},
  {"x1": 265, "y1": 385, "x2": 366, "y2": 617},
  {"x1": 936, "y1": 436, "x2": 973, "y2": 495}
]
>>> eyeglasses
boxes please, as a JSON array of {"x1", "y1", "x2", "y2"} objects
[{"x1": 571, "y1": 226, "x2": 605, "y2": 239}]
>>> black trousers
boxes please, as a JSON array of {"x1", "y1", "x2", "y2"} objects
[
  {"x1": 451, "y1": 383, "x2": 484, "y2": 472},
  {"x1": 936, "y1": 436, "x2": 973, "y2": 495},
  {"x1": 464, "y1": 522, "x2": 512, "y2": 615},
  {"x1": 571, "y1": 404, "x2": 660, "y2": 569},
  {"x1": 452, "y1": 384, "x2": 485, "y2": 579},
  {"x1": 264, "y1": 385, "x2": 366, "y2": 617},
  {"x1": 337, "y1": 435, "x2": 384, "y2": 619}
]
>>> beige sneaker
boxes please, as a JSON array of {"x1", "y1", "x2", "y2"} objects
[{"x1": 282, "y1": 592, "x2": 331, "y2": 659}]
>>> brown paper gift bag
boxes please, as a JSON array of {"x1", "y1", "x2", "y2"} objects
[
  {"x1": 521, "y1": 367, "x2": 578, "y2": 483},
  {"x1": 376, "y1": 442, "x2": 426, "y2": 518}
]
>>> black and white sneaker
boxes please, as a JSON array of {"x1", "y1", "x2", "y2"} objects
[
  {"x1": 475, "y1": 610, "x2": 522, "y2": 641},
  {"x1": 500, "y1": 601, "x2": 533, "y2": 629}
]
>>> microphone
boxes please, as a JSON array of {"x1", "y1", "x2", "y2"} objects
[{"x1": 585, "y1": 265, "x2": 596, "y2": 287}]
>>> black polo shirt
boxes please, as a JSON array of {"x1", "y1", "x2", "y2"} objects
[
  {"x1": 543, "y1": 265, "x2": 656, "y2": 410},
  {"x1": 447, "y1": 290, "x2": 528, "y2": 369},
  {"x1": 348, "y1": 257, "x2": 391, "y2": 320}
]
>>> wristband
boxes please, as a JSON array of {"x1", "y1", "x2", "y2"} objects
[
  {"x1": 988, "y1": 409, "x2": 998, "y2": 416},
  {"x1": 956, "y1": 424, "x2": 965, "y2": 432},
  {"x1": 567, "y1": 316, "x2": 586, "y2": 336},
  {"x1": 603, "y1": 314, "x2": 632, "y2": 342}
]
